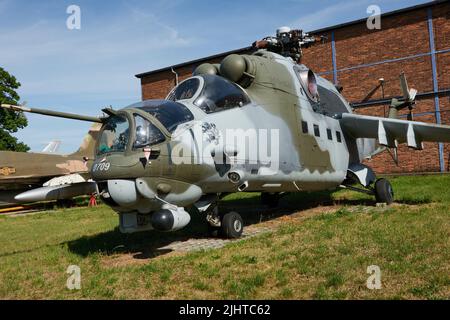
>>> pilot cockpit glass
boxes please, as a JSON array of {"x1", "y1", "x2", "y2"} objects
[
  {"x1": 97, "y1": 115, "x2": 129, "y2": 155},
  {"x1": 167, "y1": 78, "x2": 200, "y2": 101},
  {"x1": 133, "y1": 114, "x2": 165, "y2": 148},
  {"x1": 194, "y1": 75, "x2": 250, "y2": 113}
]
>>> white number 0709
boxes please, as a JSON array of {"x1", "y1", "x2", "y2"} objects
[{"x1": 93, "y1": 162, "x2": 110, "y2": 172}]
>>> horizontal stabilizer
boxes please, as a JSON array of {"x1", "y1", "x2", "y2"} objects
[{"x1": 339, "y1": 113, "x2": 450, "y2": 150}]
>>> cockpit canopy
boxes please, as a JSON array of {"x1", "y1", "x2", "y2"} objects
[
  {"x1": 131, "y1": 100, "x2": 194, "y2": 133},
  {"x1": 97, "y1": 100, "x2": 194, "y2": 155},
  {"x1": 167, "y1": 74, "x2": 251, "y2": 113}
]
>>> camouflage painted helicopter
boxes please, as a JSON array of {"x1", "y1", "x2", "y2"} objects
[{"x1": 2, "y1": 27, "x2": 450, "y2": 238}]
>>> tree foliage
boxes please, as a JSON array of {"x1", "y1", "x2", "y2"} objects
[{"x1": 0, "y1": 67, "x2": 29, "y2": 152}]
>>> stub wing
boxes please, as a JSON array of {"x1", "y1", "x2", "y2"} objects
[{"x1": 339, "y1": 113, "x2": 450, "y2": 150}]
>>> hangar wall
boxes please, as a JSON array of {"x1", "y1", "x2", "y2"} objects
[{"x1": 136, "y1": 0, "x2": 450, "y2": 175}]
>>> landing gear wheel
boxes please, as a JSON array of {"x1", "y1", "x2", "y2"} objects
[
  {"x1": 206, "y1": 205, "x2": 221, "y2": 237},
  {"x1": 374, "y1": 178, "x2": 394, "y2": 204},
  {"x1": 207, "y1": 224, "x2": 221, "y2": 237},
  {"x1": 221, "y1": 211, "x2": 244, "y2": 239},
  {"x1": 261, "y1": 192, "x2": 280, "y2": 208}
]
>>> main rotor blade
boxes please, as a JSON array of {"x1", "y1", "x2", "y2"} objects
[{"x1": 1, "y1": 104, "x2": 104, "y2": 123}]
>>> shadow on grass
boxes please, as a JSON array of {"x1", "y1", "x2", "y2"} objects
[
  {"x1": 67, "y1": 210, "x2": 211, "y2": 259},
  {"x1": 67, "y1": 191, "x2": 336, "y2": 259},
  {"x1": 66, "y1": 189, "x2": 431, "y2": 259}
]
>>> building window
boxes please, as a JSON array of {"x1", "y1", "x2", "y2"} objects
[
  {"x1": 327, "y1": 128, "x2": 332, "y2": 140},
  {"x1": 301, "y1": 121, "x2": 308, "y2": 134},
  {"x1": 313, "y1": 124, "x2": 320, "y2": 137},
  {"x1": 336, "y1": 131, "x2": 342, "y2": 143}
]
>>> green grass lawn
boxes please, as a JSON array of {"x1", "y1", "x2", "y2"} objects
[{"x1": 0, "y1": 175, "x2": 449, "y2": 299}]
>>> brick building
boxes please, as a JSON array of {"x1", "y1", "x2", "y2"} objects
[{"x1": 136, "y1": 0, "x2": 450, "y2": 174}]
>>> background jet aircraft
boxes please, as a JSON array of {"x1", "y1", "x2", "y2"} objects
[
  {"x1": 2, "y1": 28, "x2": 449, "y2": 238},
  {"x1": 0, "y1": 124, "x2": 100, "y2": 207}
]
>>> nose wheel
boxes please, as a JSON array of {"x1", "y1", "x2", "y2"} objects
[
  {"x1": 221, "y1": 211, "x2": 244, "y2": 238},
  {"x1": 207, "y1": 209, "x2": 244, "y2": 239}
]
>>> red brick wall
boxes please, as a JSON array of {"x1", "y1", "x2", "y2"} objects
[{"x1": 139, "y1": 2, "x2": 450, "y2": 174}]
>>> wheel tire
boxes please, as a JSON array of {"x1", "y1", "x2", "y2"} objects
[
  {"x1": 374, "y1": 178, "x2": 394, "y2": 204},
  {"x1": 261, "y1": 193, "x2": 279, "y2": 208},
  {"x1": 221, "y1": 211, "x2": 244, "y2": 239}
]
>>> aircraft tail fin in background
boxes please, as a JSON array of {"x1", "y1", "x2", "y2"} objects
[
  {"x1": 69, "y1": 123, "x2": 102, "y2": 159},
  {"x1": 41, "y1": 140, "x2": 61, "y2": 153}
]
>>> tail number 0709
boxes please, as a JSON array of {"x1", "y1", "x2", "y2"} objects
[{"x1": 93, "y1": 162, "x2": 111, "y2": 172}]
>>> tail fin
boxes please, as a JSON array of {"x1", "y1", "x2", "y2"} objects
[
  {"x1": 70, "y1": 123, "x2": 102, "y2": 158},
  {"x1": 42, "y1": 140, "x2": 61, "y2": 153}
]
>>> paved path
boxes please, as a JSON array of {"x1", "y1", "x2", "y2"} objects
[{"x1": 158, "y1": 226, "x2": 276, "y2": 252}]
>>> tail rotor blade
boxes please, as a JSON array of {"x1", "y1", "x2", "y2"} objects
[
  {"x1": 409, "y1": 88, "x2": 417, "y2": 101},
  {"x1": 400, "y1": 72, "x2": 410, "y2": 100}
]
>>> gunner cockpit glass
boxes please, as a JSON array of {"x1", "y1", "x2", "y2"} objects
[
  {"x1": 133, "y1": 114, "x2": 165, "y2": 148},
  {"x1": 194, "y1": 75, "x2": 250, "y2": 113},
  {"x1": 97, "y1": 115, "x2": 129, "y2": 155}
]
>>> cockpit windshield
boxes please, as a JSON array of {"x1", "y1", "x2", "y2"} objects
[{"x1": 97, "y1": 115, "x2": 129, "y2": 155}]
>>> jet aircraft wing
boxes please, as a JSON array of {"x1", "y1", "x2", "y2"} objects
[{"x1": 339, "y1": 113, "x2": 450, "y2": 149}]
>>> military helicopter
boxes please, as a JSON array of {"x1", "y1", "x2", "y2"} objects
[{"x1": 2, "y1": 27, "x2": 450, "y2": 238}]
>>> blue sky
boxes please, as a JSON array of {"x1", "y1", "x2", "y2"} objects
[{"x1": 1, "y1": 0, "x2": 430, "y2": 153}]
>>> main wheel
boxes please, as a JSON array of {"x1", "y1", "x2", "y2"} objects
[
  {"x1": 221, "y1": 211, "x2": 244, "y2": 239},
  {"x1": 374, "y1": 178, "x2": 394, "y2": 204}
]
